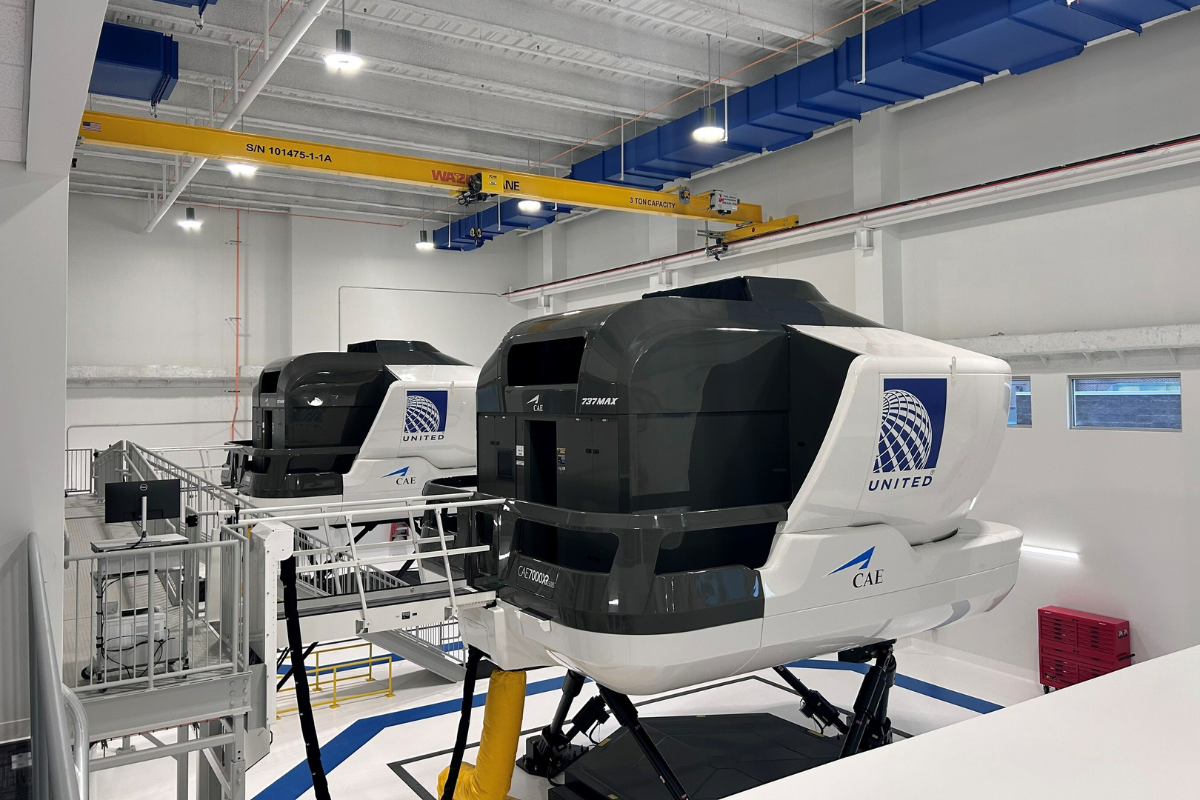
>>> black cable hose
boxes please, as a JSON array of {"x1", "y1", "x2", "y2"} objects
[
  {"x1": 441, "y1": 646, "x2": 483, "y2": 800},
  {"x1": 280, "y1": 556, "x2": 332, "y2": 800}
]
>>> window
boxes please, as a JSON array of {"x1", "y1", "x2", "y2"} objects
[
  {"x1": 506, "y1": 337, "x2": 586, "y2": 385},
  {"x1": 1008, "y1": 377, "x2": 1032, "y2": 427},
  {"x1": 1070, "y1": 375, "x2": 1182, "y2": 431}
]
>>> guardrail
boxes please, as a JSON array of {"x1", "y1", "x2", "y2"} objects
[
  {"x1": 64, "y1": 533, "x2": 247, "y2": 694},
  {"x1": 220, "y1": 496, "x2": 501, "y2": 632},
  {"x1": 276, "y1": 642, "x2": 395, "y2": 717},
  {"x1": 89, "y1": 440, "x2": 492, "y2": 680},
  {"x1": 64, "y1": 449, "x2": 94, "y2": 496},
  {"x1": 28, "y1": 532, "x2": 88, "y2": 800}
]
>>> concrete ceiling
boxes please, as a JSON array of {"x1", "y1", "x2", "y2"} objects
[{"x1": 74, "y1": 0, "x2": 921, "y2": 225}]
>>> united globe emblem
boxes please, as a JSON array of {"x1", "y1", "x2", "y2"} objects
[
  {"x1": 874, "y1": 389, "x2": 934, "y2": 473},
  {"x1": 404, "y1": 394, "x2": 442, "y2": 433}
]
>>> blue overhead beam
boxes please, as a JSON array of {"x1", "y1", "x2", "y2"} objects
[{"x1": 433, "y1": 0, "x2": 1198, "y2": 251}]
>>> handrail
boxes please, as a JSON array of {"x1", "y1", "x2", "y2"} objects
[
  {"x1": 63, "y1": 687, "x2": 90, "y2": 800},
  {"x1": 27, "y1": 531, "x2": 84, "y2": 800}
]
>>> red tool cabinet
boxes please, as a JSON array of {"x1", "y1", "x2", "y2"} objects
[{"x1": 1038, "y1": 606, "x2": 1131, "y2": 692}]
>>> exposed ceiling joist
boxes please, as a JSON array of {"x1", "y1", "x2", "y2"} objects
[
  {"x1": 76, "y1": 147, "x2": 466, "y2": 201},
  {"x1": 174, "y1": 69, "x2": 600, "y2": 147},
  {"x1": 564, "y1": 0, "x2": 791, "y2": 52},
  {"x1": 335, "y1": 1, "x2": 727, "y2": 87},
  {"x1": 656, "y1": 0, "x2": 838, "y2": 48},
  {"x1": 107, "y1": 4, "x2": 678, "y2": 120},
  {"x1": 88, "y1": 95, "x2": 576, "y2": 173},
  {"x1": 70, "y1": 182, "x2": 424, "y2": 222}
]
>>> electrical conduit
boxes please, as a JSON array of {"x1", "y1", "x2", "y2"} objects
[{"x1": 144, "y1": 0, "x2": 333, "y2": 232}]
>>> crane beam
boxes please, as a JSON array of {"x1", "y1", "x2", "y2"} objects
[{"x1": 78, "y1": 112, "x2": 762, "y2": 224}]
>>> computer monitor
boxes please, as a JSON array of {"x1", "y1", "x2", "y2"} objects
[{"x1": 104, "y1": 479, "x2": 181, "y2": 526}]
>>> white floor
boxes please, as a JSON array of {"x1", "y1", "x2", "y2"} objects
[{"x1": 88, "y1": 639, "x2": 1042, "y2": 800}]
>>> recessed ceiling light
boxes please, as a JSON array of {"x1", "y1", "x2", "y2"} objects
[
  {"x1": 226, "y1": 162, "x2": 257, "y2": 177},
  {"x1": 517, "y1": 199, "x2": 543, "y2": 213},
  {"x1": 178, "y1": 206, "x2": 201, "y2": 230}
]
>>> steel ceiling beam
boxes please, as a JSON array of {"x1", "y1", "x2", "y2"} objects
[
  {"x1": 565, "y1": 0, "x2": 792, "y2": 52},
  {"x1": 78, "y1": 111, "x2": 763, "y2": 223},
  {"x1": 656, "y1": 0, "x2": 838, "y2": 48},
  {"x1": 88, "y1": 95, "x2": 576, "y2": 173},
  {"x1": 174, "y1": 70, "x2": 597, "y2": 147},
  {"x1": 108, "y1": 5, "x2": 676, "y2": 120},
  {"x1": 335, "y1": 1, "x2": 723, "y2": 87},
  {"x1": 70, "y1": 183, "x2": 424, "y2": 222},
  {"x1": 75, "y1": 147, "x2": 469, "y2": 201},
  {"x1": 144, "y1": 0, "x2": 333, "y2": 232}
]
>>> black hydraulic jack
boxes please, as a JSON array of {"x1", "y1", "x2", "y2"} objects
[
  {"x1": 533, "y1": 641, "x2": 899, "y2": 800},
  {"x1": 518, "y1": 670, "x2": 610, "y2": 778},
  {"x1": 835, "y1": 639, "x2": 897, "y2": 755}
]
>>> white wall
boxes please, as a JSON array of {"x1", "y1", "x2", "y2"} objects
[
  {"x1": 509, "y1": 12, "x2": 1200, "y2": 675},
  {"x1": 288, "y1": 215, "x2": 527, "y2": 365},
  {"x1": 930, "y1": 368, "x2": 1200, "y2": 672},
  {"x1": 66, "y1": 196, "x2": 531, "y2": 454},
  {"x1": 0, "y1": 163, "x2": 67, "y2": 740}
]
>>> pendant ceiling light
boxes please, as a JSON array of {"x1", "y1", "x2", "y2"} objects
[
  {"x1": 415, "y1": 229, "x2": 434, "y2": 251},
  {"x1": 324, "y1": 1, "x2": 363, "y2": 71},
  {"x1": 178, "y1": 206, "x2": 201, "y2": 230},
  {"x1": 517, "y1": 199, "x2": 543, "y2": 213},
  {"x1": 692, "y1": 35, "x2": 726, "y2": 143}
]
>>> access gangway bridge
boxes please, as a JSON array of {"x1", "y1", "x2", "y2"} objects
[{"x1": 39, "y1": 440, "x2": 500, "y2": 800}]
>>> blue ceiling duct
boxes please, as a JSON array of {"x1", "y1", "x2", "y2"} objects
[
  {"x1": 433, "y1": 199, "x2": 575, "y2": 252},
  {"x1": 432, "y1": 0, "x2": 1198, "y2": 251},
  {"x1": 153, "y1": 0, "x2": 220, "y2": 16},
  {"x1": 89, "y1": 22, "x2": 179, "y2": 107}
]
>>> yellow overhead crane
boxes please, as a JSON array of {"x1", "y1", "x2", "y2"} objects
[{"x1": 77, "y1": 112, "x2": 763, "y2": 225}]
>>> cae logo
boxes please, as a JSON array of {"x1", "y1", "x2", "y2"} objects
[
  {"x1": 828, "y1": 547, "x2": 884, "y2": 589},
  {"x1": 384, "y1": 465, "x2": 416, "y2": 486}
]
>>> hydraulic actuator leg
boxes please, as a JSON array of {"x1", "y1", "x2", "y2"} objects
[
  {"x1": 595, "y1": 685, "x2": 690, "y2": 800},
  {"x1": 518, "y1": 670, "x2": 610, "y2": 777},
  {"x1": 837, "y1": 641, "x2": 897, "y2": 758},
  {"x1": 772, "y1": 665, "x2": 848, "y2": 735}
]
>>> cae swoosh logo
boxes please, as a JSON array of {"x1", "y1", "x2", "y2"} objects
[{"x1": 828, "y1": 547, "x2": 874, "y2": 575}]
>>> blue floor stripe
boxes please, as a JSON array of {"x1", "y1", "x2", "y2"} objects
[
  {"x1": 253, "y1": 675, "x2": 568, "y2": 800},
  {"x1": 786, "y1": 659, "x2": 1004, "y2": 715},
  {"x1": 256, "y1": 662, "x2": 1002, "y2": 800}
]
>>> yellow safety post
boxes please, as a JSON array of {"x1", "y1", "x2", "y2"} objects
[
  {"x1": 386, "y1": 656, "x2": 395, "y2": 699},
  {"x1": 329, "y1": 663, "x2": 339, "y2": 709},
  {"x1": 314, "y1": 651, "x2": 321, "y2": 691},
  {"x1": 366, "y1": 643, "x2": 375, "y2": 682},
  {"x1": 438, "y1": 669, "x2": 527, "y2": 800}
]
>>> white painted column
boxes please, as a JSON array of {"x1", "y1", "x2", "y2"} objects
[
  {"x1": 852, "y1": 110, "x2": 904, "y2": 328},
  {"x1": 537, "y1": 225, "x2": 568, "y2": 315},
  {"x1": 0, "y1": 166, "x2": 69, "y2": 741},
  {"x1": 646, "y1": 216, "x2": 691, "y2": 291}
]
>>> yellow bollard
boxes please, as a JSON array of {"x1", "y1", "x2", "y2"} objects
[{"x1": 437, "y1": 669, "x2": 527, "y2": 800}]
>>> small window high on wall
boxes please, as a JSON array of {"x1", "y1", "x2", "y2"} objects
[
  {"x1": 1070, "y1": 375, "x2": 1182, "y2": 431},
  {"x1": 1008, "y1": 378, "x2": 1032, "y2": 427}
]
